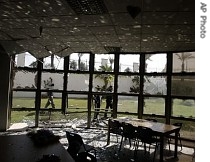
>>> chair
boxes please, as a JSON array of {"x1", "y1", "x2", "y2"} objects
[
  {"x1": 119, "y1": 122, "x2": 137, "y2": 152},
  {"x1": 109, "y1": 119, "x2": 123, "y2": 143},
  {"x1": 135, "y1": 126, "x2": 160, "y2": 162},
  {"x1": 167, "y1": 122, "x2": 183, "y2": 151},
  {"x1": 66, "y1": 131, "x2": 97, "y2": 161}
]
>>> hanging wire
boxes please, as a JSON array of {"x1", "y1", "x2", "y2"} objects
[{"x1": 55, "y1": 55, "x2": 62, "y2": 69}]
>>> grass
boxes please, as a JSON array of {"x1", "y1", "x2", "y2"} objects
[
  {"x1": 12, "y1": 97, "x2": 195, "y2": 119},
  {"x1": 11, "y1": 97, "x2": 195, "y2": 139}
]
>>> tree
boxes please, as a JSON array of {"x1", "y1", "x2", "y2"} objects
[
  {"x1": 70, "y1": 60, "x2": 77, "y2": 70},
  {"x1": 109, "y1": 57, "x2": 114, "y2": 70},
  {"x1": 98, "y1": 64, "x2": 112, "y2": 72},
  {"x1": 44, "y1": 63, "x2": 52, "y2": 69},
  {"x1": 78, "y1": 53, "x2": 83, "y2": 70},
  {"x1": 124, "y1": 67, "x2": 131, "y2": 72},
  {"x1": 130, "y1": 76, "x2": 140, "y2": 93},
  {"x1": 173, "y1": 53, "x2": 195, "y2": 95},
  {"x1": 175, "y1": 52, "x2": 194, "y2": 72},
  {"x1": 130, "y1": 55, "x2": 152, "y2": 93},
  {"x1": 95, "y1": 62, "x2": 114, "y2": 91},
  {"x1": 129, "y1": 76, "x2": 151, "y2": 93},
  {"x1": 175, "y1": 52, "x2": 195, "y2": 81},
  {"x1": 79, "y1": 62, "x2": 87, "y2": 71}
]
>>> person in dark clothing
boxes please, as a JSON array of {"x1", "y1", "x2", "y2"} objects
[
  {"x1": 44, "y1": 77, "x2": 55, "y2": 109},
  {"x1": 44, "y1": 88, "x2": 55, "y2": 109},
  {"x1": 104, "y1": 86, "x2": 113, "y2": 118},
  {"x1": 93, "y1": 94, "x2": 101, "y2": 120}
]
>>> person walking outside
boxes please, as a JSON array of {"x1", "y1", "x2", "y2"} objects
[
  {"x1": 44, "y1": 77, "x2": 55, "y2": 109},
  {"x1": 93, "y1": 94, "x2": 101, "y2": 121},
  {"x1": 92, "y1": 85, "x2": 101, "y2": 121},
  {"x1": 103, "y1": 86, "x2": 113, "y2": 119}
]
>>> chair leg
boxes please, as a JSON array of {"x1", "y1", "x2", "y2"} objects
[
  {"x1": 168, "y1": 138, "x2": 171, "y2": 151},
  {"x1": 153, "y1": 144, "x2": 158, "y2": 162},
  {"x1": 116, "y1": 134, "x2": 118, "y2": 143},
  {"x1": 168, "y1": 136, "x2": 182, "y2": 151},
  {"x1": 133, "y1": 141, "x2": 138, "y2": 159},
  {"x1": 144, "y1": 143, "x2": 147, "y2": 154},
  {"x1": 119, "y1": 136, "x2": 124, "y2": 152},
  {"x1": 179, "y1": 135, "x2": 182, "y2": 150},
  {"x1": 129, "y1": 138, "x2": 132, "y2": 148},
  {"x1": 135, "y1": 140, "x2": 139, "y2": 150}
]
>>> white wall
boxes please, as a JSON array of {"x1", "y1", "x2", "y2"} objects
[{"x1": 13, "y1": 72, "x2": 166, "y2": 98}]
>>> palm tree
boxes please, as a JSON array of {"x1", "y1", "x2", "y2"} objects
[
  {"x1": 98, "y1": 64, "x2": 112, "y2": 72},
  {"x1": 175, "y1": 53, "x2": 195, "y2": 72},
  {"x1": 95, "y1": 63, "x2": 114, "y2": 91},
  {"x1": 78, "y1": 53, "x2": 83, "y2": 70},
  {"x1": 109, "y1": 57, "x2": 114, "y2": 70},
  {"x1": 130, "y1": 54, "x2": 152, "y2": 93},
  {"x1": 175, "y1": 53, "x2": 194, "y2": 81},
  {"x1": 129, "y1": 75, "x2": 150, "y2": 93}
]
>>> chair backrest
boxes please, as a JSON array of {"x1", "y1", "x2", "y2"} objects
[
  {"x1": 136, "y1": 126, "x2": 156, "y2": 143},
  {"x1": 66, "y1": 131, "x2": 83, "y2": 146},
  {"x1": 109, "y1": 119, "x2": 122, "y2": 135},
  {"x1": 173, "y1": 123, "x2": 183, "y2": 132},
  {"x1": 173, "y1": 122, "x2": 182, "y2": 127},
  {"x1": 66, "y1": 131, "x2": 84, "y2": 159},
  {"x1": 122, "y1": 122, "x2": 136, "y2": 139}
]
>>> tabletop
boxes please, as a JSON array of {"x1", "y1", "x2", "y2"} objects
[
  {"x1": 0, "y1": 134, "x2": 75, "y2": 162},
  {"x1": 114, "y1": 117, "x2": 179, "y2": 135}
]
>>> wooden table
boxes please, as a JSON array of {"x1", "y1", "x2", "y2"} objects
[
  {"x1": 0, "y1": 134, "x2": 75, "y2": 162},
  {"x1": 107, "y1": 117, "x2": 180, "y2": 162}
]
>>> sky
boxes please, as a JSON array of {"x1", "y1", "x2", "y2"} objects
[{"x1": 19, "y1": 52, "x2": 166, "y2": 72}]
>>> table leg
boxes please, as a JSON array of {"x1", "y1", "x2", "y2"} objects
[
  {"x1": 174, "y1": 130, "x2": 178, "y2": 158},
  {"x1": 159, "y1": 135, "x2": 164, "y2": 162}
]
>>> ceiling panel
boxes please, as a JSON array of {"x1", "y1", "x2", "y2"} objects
[
  {"x1": 74, "y1": 35, "x2": 97, "y2": 42},
  {"x1": 104, "y1": 0, "x2": 141, "y2": 13},
  {"x1": 110, "y1": 13, "x2": 141, "y2": 25},
  {"x1": 0, "y1": 0, "x2": 195, "y2": 58},
  {"x1": 89, "y1": 26, "x2": 116, "y2": 35},
  {"x1": 144, "y1": 0, "x2": 195, "y2": 11},
  {"x1": 80, "y1": 15, "x2": 112, "y2": 26}
]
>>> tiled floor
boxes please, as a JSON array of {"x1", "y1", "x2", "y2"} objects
[{"x1": 1, "y1": 120, "x2": 195, "y2": 162}]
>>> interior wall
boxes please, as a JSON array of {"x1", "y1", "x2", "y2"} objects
[{"x1": 0, "y1": 45, "x2": 12, "y2": 131}]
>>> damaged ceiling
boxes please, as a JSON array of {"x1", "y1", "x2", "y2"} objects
[{"x1": 0, "y1": 0, "x2": 195, "y2": 58}]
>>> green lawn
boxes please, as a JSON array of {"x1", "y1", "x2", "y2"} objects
[
  {"x1": 11, "y1": 97, "x2": 195, "y2": 139},
  {"x1": 12, "y1": 97, "x2": 195, "y2": 120}
]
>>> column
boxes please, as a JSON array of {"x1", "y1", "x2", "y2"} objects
[{"x1": 0, "y1": 45, "x2": 12, "y2": 131}]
